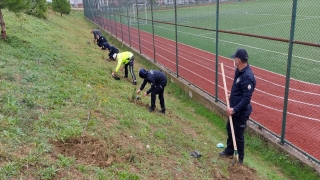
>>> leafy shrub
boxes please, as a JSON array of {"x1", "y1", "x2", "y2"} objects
[
  {"x1": 25, "y1": 0, "x2": 48, "y2": 19},
  {"x1": 52, "y1": 0, "x2": 70, "y2": 16}
]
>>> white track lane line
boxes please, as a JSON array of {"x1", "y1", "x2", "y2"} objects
[
  {"x1": 230, "y1": 16, "x2": 320, "y2": 31},
  {"x1": 129, "y1": 28, "x2": 320, "y2": 109},
  {"x1": 154, "y1": 25, "x2": 320, "y2": 64}
]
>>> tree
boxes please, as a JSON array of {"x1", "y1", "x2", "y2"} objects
[
  {"x1": 52, "y1": 0, "x2": 70, "y2": 17},
  {"x1": 0, "y1": 0, "x2": 31, "y2": 39},
  {"x1": 26, "y1": 0, "x2": 48, "y2": 19}
]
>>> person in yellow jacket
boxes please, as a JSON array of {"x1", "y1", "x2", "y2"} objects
[{"x1": 111, "y1": 52, "x2": 137, "y2": 85}]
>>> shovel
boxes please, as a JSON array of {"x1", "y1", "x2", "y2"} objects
[{"x1": 221, "y1": 63, "x2": 239, "y2": 164}]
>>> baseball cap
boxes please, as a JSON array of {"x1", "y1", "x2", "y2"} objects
[
  {"x1": 112, "y1": 53, "x2": 117, "y2": 59},
  {"x1": 231, "y1": 48, "x2": 248, "y2": 62}
]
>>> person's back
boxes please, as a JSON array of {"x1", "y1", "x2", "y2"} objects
[
  {"x1": 147, "y1": 70, "x2": 167, "y2": 86},
  {"x1": 107, "y1": 45, "x2": 119, "y2": 60},
  {"x1": 113, "y1": 52, "x2": 137, "y2": 85},
  {"x1": 91, "y1": 29, "x2": 101, "y2": 42},
  {"x1": 108, "y1": 45, "x2": 119, "y2": 54},
  {"x1": 117, "y1": 52, "x2": 133, "y2": 64},
  {"x1": 97, "y1": 35, "x2": 108, "y2": 48},
  {"x1": 93, "y1": 29, "x2": 101, "y2": 38}
]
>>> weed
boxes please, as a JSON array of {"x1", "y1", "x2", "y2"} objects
[
  {"x1": 118, "y1": 171, "x2": 140, "y2": 180},
  {"x1": 0, "y1": 162, "x2": 21, "y2": 178},
  {"x1": 96, "y1": 168, "x2": 108, "y2": 180},
  {"x1": 154, "y1": 128, "x2": 167, "y2": 140},
  {"x1": 57, "y1": 154, "x2": 74, "y2": 168},
  {"x1": 38, "y1": 165, "x2": 58, "y2": 180}
]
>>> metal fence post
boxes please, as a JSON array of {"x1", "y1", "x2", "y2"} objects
[
  {"x1": 108, "y1": 7, "x2": 112, "y2": 33},
  {"x1": 280, "y1": 0, "x2": 298, "y2": 145},
  {"x1": 151, "y1": 0, "x2": 156, "y2": 63},
  {"x1": 126, "y1": 2, "x2": 131, "y2": 47},
  {"x1": 135, "y1": 0, "x2": 141, "y2": 54},
  {"x1": 114, "y1": 7, "x2": 117, "y2": 38},
  {"x1": 174, "y1": 0, "x2": 178, "y2": 77},
  {"x1": 120, "y1": 14, "x2": 123, "y2": 42},
  {"x1": 99, "y1": 1, "x2": 102, "y2": 27},
  {"x1": 215, "y1": 0, "x2": 219, "y2": 102}
]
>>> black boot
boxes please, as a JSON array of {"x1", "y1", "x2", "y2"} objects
[
  {"x1": 219, "y1": 150, "x2": 233, "y2": 157},
  {"x1": 148, "y1": 106, "x2": 155, "y2": 112},
  {"x1": 239, "y1": 157, "x2": 243, "y2": 164},
  {"x1": 159, "y1": 108, "x2": 166, "y2": 114}
]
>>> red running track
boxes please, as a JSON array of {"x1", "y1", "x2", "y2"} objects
[{"x1": 97, "y1": 17, "x2": 320, "y2": 161}]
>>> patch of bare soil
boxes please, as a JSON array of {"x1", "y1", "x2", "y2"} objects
[
  {"x1": 51, "y1": 136, "x2": 112, "y2": 167},
  {"x1": 219, "y1": 157, "x2": 260, "y2": 180},
  {"x1": 50, "y1": 132, "x2": 147, "y2": 167},
  {"x1": 129, "y1": 97, "x2": 149, "y2": 108},
  {"x1": 228, "y1": 164, "x2": 258, "y2": 180}
]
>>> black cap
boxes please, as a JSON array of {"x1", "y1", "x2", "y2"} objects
[{"x1": 231, "y1": 48, "x2": 248, "y2": 62}]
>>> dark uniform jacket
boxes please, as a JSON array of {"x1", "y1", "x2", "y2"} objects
[
  {"x1": 97, "y1": 36, "x2": 108, "y2": 47},
  {"x1": 139, "y1": 70, "x2": 167, "y2": 94},
  {"x1": 230, "y1": 64, "x2": 256, "y2": 118},
  {"x1": 108, "y1": 45, "x2": 119, "y2": 55}
]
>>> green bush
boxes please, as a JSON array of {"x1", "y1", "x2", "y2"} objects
[
  {"x1": 25, "y1": 0, "x2": 48, "y2": 19},
  {"x1": 52, "y1": 0, "x2": 70, "y2": 16}
]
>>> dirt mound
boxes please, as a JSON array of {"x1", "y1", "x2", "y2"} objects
[
  {"x1": 228, "y1": 163, "x2": 259, "y2": 180},
  {"x1": 50, "y1": 134, "x2": 146, "y2": 167}
]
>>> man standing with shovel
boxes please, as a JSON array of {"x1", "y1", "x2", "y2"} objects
[{"x1": 219, "y1": 48, "x2": 256, "y2": 164}]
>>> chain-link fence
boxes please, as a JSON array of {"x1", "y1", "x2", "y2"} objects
[{"x1": 84, "y1": 0, "x2": 320, "y2": 165}]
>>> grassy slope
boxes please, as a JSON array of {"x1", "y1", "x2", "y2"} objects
[{"x1": 0, "y1": 9, "x2": 319, "y2": 179}]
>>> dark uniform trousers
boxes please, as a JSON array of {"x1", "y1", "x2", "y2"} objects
[
  {"x1": 151, "y1": 85, "x2": 166, "y2": 109},
  {"x1": 225, "y1": 116, "x2": 248, "y2": 159},
  {"x1": 124, "y1": 56, "x2": 136, "y2": 82}
]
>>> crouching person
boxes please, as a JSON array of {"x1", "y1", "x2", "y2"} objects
[
  {"x1": 137, "y1": 68, "x2": 167, "y2": 114},
  {"x1": 90, "y1": 29, "x2": 101, "y2": 44},
  {"x1": 111, "y1": 52, "x2": 137, "y2": 85},
  {"x1": 107, "y1": 45, "x2": 119, "y2": 61}
]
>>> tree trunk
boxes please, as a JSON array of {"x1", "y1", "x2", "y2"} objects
[{"x1": 0, "y1": 8, "x2": 7, "y2": 40}]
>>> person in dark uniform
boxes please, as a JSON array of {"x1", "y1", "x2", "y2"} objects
[
  {"x1": 137, "y1": 68, "x2": 167, "y2": 114},
  {"x1": 90, "y1": 29, "x2": 101, "y2": 44},
  {"x1": 96, "y1": 34, "x2": 108, "y2": 50},
  {"x1": 104, "y1": 44, "x2": 119, "y2": 61},
  {"x1": 219, "y1": 48, "x2": 256, "y2": 164}
]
